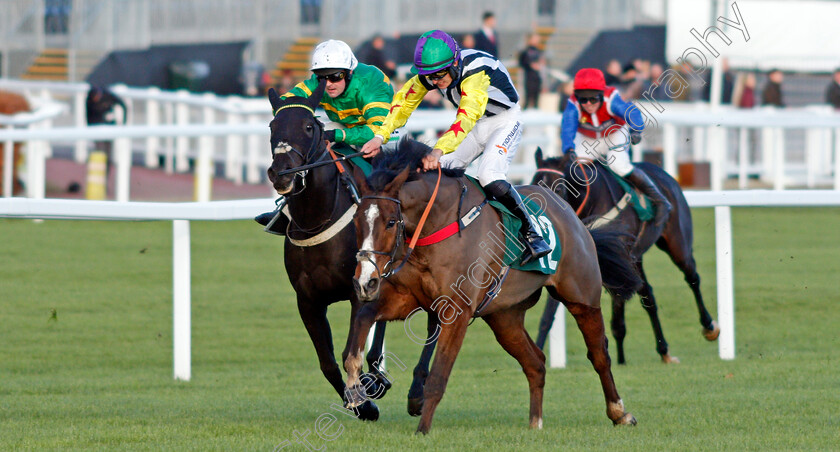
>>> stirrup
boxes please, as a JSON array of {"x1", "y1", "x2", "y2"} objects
[{"x1": 262, "y1": 197, "x2": 287, "y2": 235}]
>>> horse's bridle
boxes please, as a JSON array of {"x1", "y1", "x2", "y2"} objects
[
  {"x1": 270, "y1": 104, "x2": 329, "y2": 196},
  {"x1": 355, "y1": 195, "x2": 406, "y2": 282},
  {"x1": 354, "y1": 167, "x2": 442, "y2": 286}
]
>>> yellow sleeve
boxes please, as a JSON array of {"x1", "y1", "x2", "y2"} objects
[
  {"x1": 433, "y1": 72, "x2": 489, "y2": 154},
  {"x1": 375, "y1": 76, "x2": 428, "y2": 143}
]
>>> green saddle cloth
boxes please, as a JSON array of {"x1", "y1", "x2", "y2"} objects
[
  {"x1": 332, "y1": 143, "x2": 372, "y2": 175},
  {"x1": 608, "y1": 168, "x2": 656, "y2": 223},
  {"x1": 467, "y1": 176, "x2": 561, "y2": 275}
]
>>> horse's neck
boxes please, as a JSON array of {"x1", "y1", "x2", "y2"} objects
[
  {"x1": 567, "y1": 164, "x2": 617, "y2": 217},
  {"x1": 401, "y1": 176, "x2": 464, "y2": 236},
  {"x1": 286, "y1": 160, "x2": 350, "y2": 227}
]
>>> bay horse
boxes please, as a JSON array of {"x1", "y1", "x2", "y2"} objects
[
  {"x1": 342, "y1": 140, "x2": 640, "y2": 434},
  {"x1": 265, "y1": 84, "x2": 437, "y2": 419},
  {"x1": 531, "y1": 149, "x2": 720, "y2": 364}
]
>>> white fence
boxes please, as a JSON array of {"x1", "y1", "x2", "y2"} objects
[
  {"x1": 3, "y1": 80, "x2": 840, "y2": 203},
  {"x1": 3, "y1": 190, "x2": 840, "y2": 378}
]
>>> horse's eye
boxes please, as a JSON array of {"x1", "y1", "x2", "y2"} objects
[
  {"x1": 386, "y1": 219, "x2": 396, "y2": 229},
  {"x1": 305, "y1": 124, "x2": 314, "y2": 132}
]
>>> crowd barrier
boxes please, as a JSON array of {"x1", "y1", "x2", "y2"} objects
[{"x1": 4, "y1": 190, "x2": 840, "y2": 378}]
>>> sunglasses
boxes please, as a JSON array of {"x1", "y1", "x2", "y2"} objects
[
  {"x1": 578, "y1": 95, "x2": 602, "y2": 105},
  {"x1": 426, "y1": 70, "x2": 449, "y2": 81},
  {"x1": 317, "y1": 71, "x2": 347, "y2": 83}
]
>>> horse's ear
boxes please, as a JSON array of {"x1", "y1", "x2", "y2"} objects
[
  {"x1": 384, "y1": 166, "x2": 411, "y2": 195},
  {"x1": 535, "y1": 147, "x2": 544, "y2": 167},
  {"x1": 268, "y1": 88, "x2": 282, "y2": 113},
  {"x1": 306, "y1": 81, "x2": 327, "y2": 111},
  {"x1": 352, "y1": 165, "x2": 371, "y2": 195}
]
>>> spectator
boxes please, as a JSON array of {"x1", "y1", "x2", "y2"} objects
[
  {"x1": 647, "y1": 63, "x2": 669, "y2": 102},
  {"x1": 461, "y1": 33, "x2": 475, "y2": 50},
  {"x1": 518, "y1": 33, "x2": 544, "y2": 109},
  {"x1": 604, "y1": 59, "x2": 622, "y2": 86},
  {"x1": 619, "y1": 61, "x2": 643, "y2": 100},
  {"x1": 825, "y1": 67, "x2": 840, "y2": 109},
  {"x1": 761, "y1": 69, "x2": 784, "y2": 107},
  {"x1": 473, "y1": 11, "x2": 498, "y2": 57},
  {"x1": 702, "y1": 58, "x2": 735, "y2": 104},
  {"x1": 358, "y1": 34, "x2": 397, "y2": 79},
  {"x1": 86, "y1": 85, "x2": 127, "y2": 183},
  {"x1": 733, "y1": 72, "x2": 756, "y2": 109}
]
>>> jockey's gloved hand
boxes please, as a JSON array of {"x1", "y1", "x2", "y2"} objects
[
  {"x1": 324, "y1": 129, "x2": 337, "y2": 143},
  {"x1": 630, "y1": 131, "x2": 642, "y2": 145},
  {"x1": 564, "y1": 149, "x2": 578, "y2": 160}
]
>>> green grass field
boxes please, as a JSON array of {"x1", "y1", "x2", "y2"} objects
[{"x1": 2, "y1": 207, "x2": 839, "y2": 451}]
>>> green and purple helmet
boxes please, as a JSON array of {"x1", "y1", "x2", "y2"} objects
[{"x1": 412, "y1": 30, "x2": 461, "y2": 77}]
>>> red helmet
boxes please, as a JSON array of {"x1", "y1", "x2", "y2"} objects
[{"x1": 574, "y1": 68, "x2": 606, "y2": 91}]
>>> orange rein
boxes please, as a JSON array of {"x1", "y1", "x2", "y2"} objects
[
  {"x1": 407, "y1": 166, "x2": 442, "y2": 251},
  {"x1": 535, "y1": 162, "x2": 591, "y2": 216}
]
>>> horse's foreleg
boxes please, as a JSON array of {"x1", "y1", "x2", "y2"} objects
[
  {"x1": 362, "y1": 320, "x2": 392, "y2": 399},
  {"x1": 535, "y1": 294, "x2": 560, "y2": 351},
  {"x1": 416, "y1": 317, "x2": 470, "y2": 435},
  {"x1": 407, "y1": 314, "x2": 439, "y2": 417},
  {"x1": 635, "y1": 263, "x2": 678, "y2": 363},
  {"x1": 296, "y1": 297, "x2": 345, "y2": 398},
  {"x1": 565, "y1": 300, "x2": 636, "y2": 426},
  {"x1": 343, "y1": 302, "x2": 377, "y2": 408}
]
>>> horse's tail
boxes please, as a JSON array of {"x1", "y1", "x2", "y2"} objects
[{"x1": 588, "y1": 227, "x2": 643, "y2": 300}]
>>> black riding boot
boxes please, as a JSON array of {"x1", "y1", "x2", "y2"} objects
[
  {"x1": 255, "y1": 200, "x2": 289, "y2": 236},
  {"x1": 625, "y1": 168, "x2": 672, "y2": 229},
  {"x1": 485, "y1": 181, "x2": 552, "y2": 266}
]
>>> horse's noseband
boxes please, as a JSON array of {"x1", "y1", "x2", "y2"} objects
[{"x1": 355, "y1": 196, "x2": 405, "y2": 279}]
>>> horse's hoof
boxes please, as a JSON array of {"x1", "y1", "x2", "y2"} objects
[
  {"x1": 661, "y1": 354, "x2": 680, "y2": 364},
  {"x1": 356, "y1": 400, "x2": 380, "y2": 422},
  {"x1": 614, "y1": 413, "x2": 637, "y2": 426},
  {"x1": 360, "y1": 373, "x2": 391, "y2": 400},
  {"x1": 407, "y1": 397, "x2": 424, "y2": 417},
  {"x1": 703, "y1": 321, "x2": 721, "y2": 341}
]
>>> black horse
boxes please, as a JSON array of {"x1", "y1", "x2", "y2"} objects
[
  {"x1": 531, "y1": 149, "x2": 719, "y2": 364},
  {"x1": 265, "y1": 83, "x2": 437, "y2": 419}
]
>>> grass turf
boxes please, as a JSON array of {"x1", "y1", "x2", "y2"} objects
[{"x1": 1, "y1": 207, "x2": 838, "y2": 450}]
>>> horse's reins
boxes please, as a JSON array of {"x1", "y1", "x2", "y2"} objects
[{"x1": 535, "y1": 164, "x2": 591, "y2": 216}]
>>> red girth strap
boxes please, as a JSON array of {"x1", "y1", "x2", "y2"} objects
[{"x1": 411, "y1": 221, "x2": 460, "y2": 246}]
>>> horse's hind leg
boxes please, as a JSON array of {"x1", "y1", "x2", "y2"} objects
[
  {"x1": 551, "y1": 289, "x2": 636, "y2": 426},
  {"x1": 635, "y1": 261, "x2": 678, "y2": 363},
  {"x1": 407, "y1": 314, "x2": 439, "y2": 417},
  {"x1": 610, "y1": 293, "x2": 629, "y2": 364},
  {"x1": 656, "y1": 234, "x2": 719, "y2": 340},
  {"x1": 535, "y1": 294, "x2": 561, "y2": 351},
  {"x1": 483, "y1": 303, "x2": 547, "y2": 429}
]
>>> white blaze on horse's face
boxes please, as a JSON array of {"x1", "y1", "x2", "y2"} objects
[
  {"x1": 273, "y1": 141, "x2": 293, "y2": 156},
  {"x1": 357, "y1": 204, "x2": 380, "y2": 289}
]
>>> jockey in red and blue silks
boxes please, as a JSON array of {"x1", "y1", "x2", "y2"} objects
[{"x1": 561, "y1": 68, "x2": 671, "y2": 228}]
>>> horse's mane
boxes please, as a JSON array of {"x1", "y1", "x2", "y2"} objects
[{"x1": 367, "y1": 137, "x2": 465, "y2": 191}]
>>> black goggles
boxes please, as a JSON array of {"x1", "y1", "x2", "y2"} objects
[
  {"x1": 578, "y1": 95, "x2": 603, "y2": 105},
  {"x1": 426, "y1": 69, "x2": 449, "y2": 81},
  {"x1": 317, "y1": 71, "x2": 347, "y2": 83}
]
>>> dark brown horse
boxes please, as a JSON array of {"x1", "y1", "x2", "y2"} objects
[
  {"x1": 531, "y1": 149, "x2": 720, "y2": 364},
  {"x1": 342, "y1": 140, "x2": 640, "y2": 434},
  {"x1": 265, "y1": 84, "x2": 437, "y2": 420}
]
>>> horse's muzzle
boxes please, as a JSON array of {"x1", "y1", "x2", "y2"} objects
[{"x1": 353, "y1": 276, "x2": 380, "y2": 302}]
